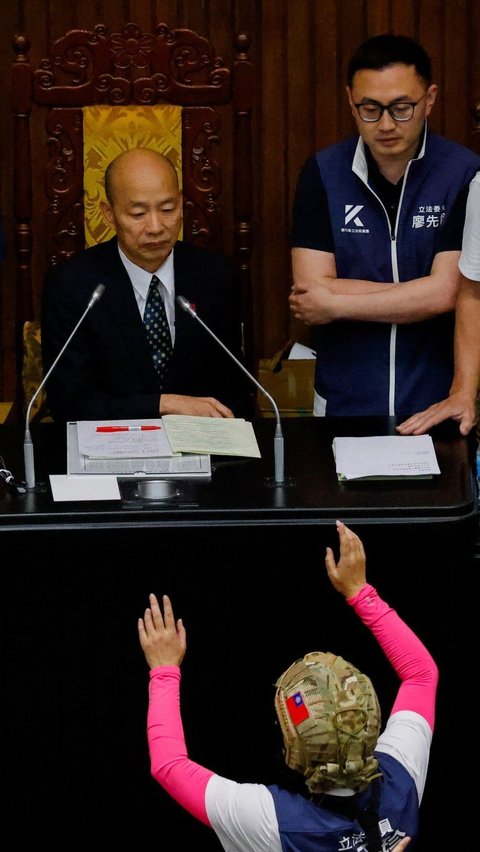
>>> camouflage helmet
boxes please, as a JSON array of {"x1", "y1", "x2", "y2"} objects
[{"x1": 274, "y1": 651, "x2": 382, "y2": 794}]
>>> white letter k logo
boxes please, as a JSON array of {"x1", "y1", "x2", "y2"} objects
[{"x1": 345, "y1": 204, "x2": 364, "y2": 227}]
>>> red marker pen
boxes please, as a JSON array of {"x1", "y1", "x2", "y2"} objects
[{"x1": 96, "y1": 425, "x2": 161, "y2": 433}]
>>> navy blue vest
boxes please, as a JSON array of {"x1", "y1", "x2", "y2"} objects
[
  {"x1": 269, "y1": 753, "x2": 418, "y2": 851},
  {"x1": 311, "y1": 130, "x2": 480, "y2": 416}
]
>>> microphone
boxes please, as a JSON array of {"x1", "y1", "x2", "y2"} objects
[
  {"x1": 23, "y1": 283, "x2": 106, "y2": 490},
  {"x1": 176, "y1": 294, "x2": 286, "y2": 485}
]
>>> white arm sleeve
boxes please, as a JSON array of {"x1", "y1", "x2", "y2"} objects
[
  {"x1": 205, "y1": 774, "x2": 282, "y2": 852},
  {"x1": 376, "y1": 710, "x2": 433, "y2": 803}
]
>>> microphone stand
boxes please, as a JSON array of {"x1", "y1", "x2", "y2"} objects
[
  {"x1": 176, "y1": 295, "x2": 289, "y2": 486},
  {"x1": 24, "y1": 284, "x2": 106, "y2": 490}
]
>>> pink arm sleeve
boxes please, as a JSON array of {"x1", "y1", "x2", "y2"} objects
[
  {"x1": 347, "y1": 583, "x2": 438, "y2": 730},
  {"x1": 147, "y1": 665, "x2": 214, "y2": 826}
]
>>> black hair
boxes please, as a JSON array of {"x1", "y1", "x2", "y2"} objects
[{"x1": 347, "y1": 33, "x2": 432, "y2": 87}]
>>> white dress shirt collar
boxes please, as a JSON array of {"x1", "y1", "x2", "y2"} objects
[
  {"x1": 117, "y1": 245, "x2": 176, "y2": 339},
  {"x1": 117, "y1": 245, "x2": 175, "y2": 302}
]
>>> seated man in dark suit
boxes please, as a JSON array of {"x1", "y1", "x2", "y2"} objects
[{"x1": 41, "y1": 147, "x2": 252, "y2": 422}]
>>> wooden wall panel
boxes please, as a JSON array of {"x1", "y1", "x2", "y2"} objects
[
  {"x1": 284, "y1": 0, "x2": 313, "y2": 347},
  {"x1": 367, "y1": 0, "x2": 393, "y2": 33},
  {"x1": 313, "y1": 0, "x2": 339, "y2": 149},
  {"x1": 470, "y1": 0, "x2": 480, "y2": 154},
  {"x1": 336, "y1": 7, "x2": 360, "y2": 144},
  {"x1": 2, "y1": 0, "x2": 480, "y2": 403},
  {"x1": 257, "y1": 0, "x2": 288, "y2": 353},
  {"x1": 390, "y1": 0, "x2": 416, "y2": 36},
  {"x1": 286, "y1": 1, "x2": 312, "y2": 225},
  {"x1": 443, "y1": 1, "x2": 469, "y2": 144},
  {"x1": 418, "y1": 0, "x2": 444, "y2": 134}
]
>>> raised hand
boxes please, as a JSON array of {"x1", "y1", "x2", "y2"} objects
[
  {"x1": 325, "y1": 520, "x2": 367, "y2": 599},
  {"x1": 138, "y1": 593, "x2": 187, "y2": 670}
]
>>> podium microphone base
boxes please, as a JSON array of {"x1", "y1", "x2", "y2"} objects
[
  {"x1": 23, "y1": 481, "x2": 48, "y2": 494},
  {"x1": 136, "y1": 480, "x2": 178, "y2": 501}
]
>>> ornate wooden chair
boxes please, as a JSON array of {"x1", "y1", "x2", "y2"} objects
[{"x1": 12, "y1": 21, "x2": 253, "y2": 414}]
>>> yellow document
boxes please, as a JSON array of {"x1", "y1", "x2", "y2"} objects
[{"x1": 162, "y1": 416, "x2": 261, "y2": 457}]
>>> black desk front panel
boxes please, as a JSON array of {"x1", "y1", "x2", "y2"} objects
[{"x1": 0, "y1": 418, "x2": 476, "y2": 847}]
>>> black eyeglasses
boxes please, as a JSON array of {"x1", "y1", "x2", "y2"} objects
[{"x1": 354, "y1": 92, "x2": 428, "y2": 122}]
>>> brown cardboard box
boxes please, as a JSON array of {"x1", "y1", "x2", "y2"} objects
[{"x1": 257, "y1": 341, "x2": 315, "y2": 417}]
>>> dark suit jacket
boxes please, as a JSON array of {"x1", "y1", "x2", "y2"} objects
[{"x1": 41, "y1": 237, "x2": 252, "y2": 421}]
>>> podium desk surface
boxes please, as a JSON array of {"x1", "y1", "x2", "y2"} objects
[{"x1": 0, "y1": 416, "x2": 477, "y2": 534}]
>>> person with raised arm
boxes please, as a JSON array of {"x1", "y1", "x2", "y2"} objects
[{"x1": 138, "y1": 521, "x2": 437, "y2": 851}]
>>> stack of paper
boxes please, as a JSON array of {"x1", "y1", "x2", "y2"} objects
[
  {"x1": 67, "y1": 416, "x2": 261, "y2": 478},
  {"x1": 162, "y1": 415, "x2": 261, "y2": 457},
  {"x1": 332, "y1": 435, "x2": 440, "y2": 481},
  {"x1": 77, "y1": 419, "x2": 174, "y2": 459},
  {"x1": 68, "y1": 419, "x2": 211, "y2": 478}
]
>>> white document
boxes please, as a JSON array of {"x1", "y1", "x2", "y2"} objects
[
  {"x1": 50, "y1": 474, "x2": 121, "y2": 501},
  {"x1": 162, "y1": 415, "x2": 261, "y2": 457},
  {"x1": 288, "y1": 342, "x2": 316, "y2": 360},
  {"x1": 77, "y1": 419, "x2": 174, "y2": 458},
  {"x1": 332, "y1": 435, "x2": 440, "y2": 480}
]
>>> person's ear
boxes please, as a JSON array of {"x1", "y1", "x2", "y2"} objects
[
  {"x1": 100, "y1": 199, "x2": 115, "y2": 228},
  {"x1": 346, "y1": 85, "x2": 356, "y2": 114},
  {"x1": 425, "y1": 84, "x2": 438, "y2": 116}
]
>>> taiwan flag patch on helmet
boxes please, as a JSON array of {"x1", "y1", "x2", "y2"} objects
[{"x1": 286, "y1": 691, "x2": 310, "y2": 725}]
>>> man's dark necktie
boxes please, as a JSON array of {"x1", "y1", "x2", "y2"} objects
[{"x1": 143, "y1": 274, "x2": 173, "y2": 388}]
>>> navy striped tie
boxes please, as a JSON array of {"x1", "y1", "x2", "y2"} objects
[{"x1": 143, "y1": 275, "x2": 173, "y2": 388}]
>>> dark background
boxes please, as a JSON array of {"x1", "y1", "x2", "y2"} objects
[{"x1": 1, "y1": 523, "x2": 471, "y2": 847}]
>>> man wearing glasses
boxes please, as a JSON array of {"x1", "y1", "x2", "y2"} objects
[{"x1": 289, "y1": 34, "x2": 480, "y2": 418}]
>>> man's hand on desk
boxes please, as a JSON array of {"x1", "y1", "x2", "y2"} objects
[
  {"x1": 159, "y1": 394, "x2": 234, "y2": 418},
  {"x1": 396, "y1": 391, "x2": 477, "y2": 436}
]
